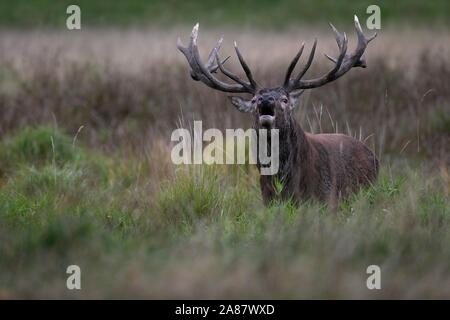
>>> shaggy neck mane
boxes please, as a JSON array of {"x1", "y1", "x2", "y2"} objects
[
  {"x1": 276, "y1": 118, "x2": 310, "y2": 185},
  {"x1": 256, "y1": 117, "x2": 311, "y2": 200}
]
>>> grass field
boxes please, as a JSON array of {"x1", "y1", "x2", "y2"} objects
[
  {"x1": 0, "y1": 2, "x2": 450, "y2": 299},
  {"x1": 0, "y1": 126, "x2": 449, "y2": 298}
]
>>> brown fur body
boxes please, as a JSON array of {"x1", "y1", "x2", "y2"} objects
[{"x1": 257, "y1": 117, "x2": 379, "y2": 206}]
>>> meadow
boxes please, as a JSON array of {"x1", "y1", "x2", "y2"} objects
[{"x1": 0, "y1": 2, "x2": 449, "y2": 298}]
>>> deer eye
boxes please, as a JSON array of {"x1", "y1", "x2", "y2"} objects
[
  {"x1": 251, "y1": 98, "x2": 257, "y2": 104},
  {"x1": 281, "y1": 97, "x2": 288, "y2": 104}
]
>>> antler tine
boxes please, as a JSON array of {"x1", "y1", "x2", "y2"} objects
[
  {"x1": 177, "y1": 27, "x2": 197, "y2": 79},
  {"x1": 177, "y1": 35, "x2": 229, "y2": 79},
  {"x1": 209, "y1": 55, "x2": 230, "y2": 74},
  {"x1": 324, "y1": 54, "x2": 337, "y2": 64},
  {"x1": 322, "y1": 23, "x2": 344, "y2": 67},
  {"x1": 284, "y1": 16, "x2": 376, "y2": 91},
  {"x1": 191, "y1": 38, "x2": 242, "y2": 92},
  {"x1": 355, "y1": 15, "x2": 377, "y2": 43},
  {"x1": 329, "y1": 31, "x2": 348, "y2": 75},
  {"x1": 206, "y1": 36, "x2": 231, "y2": 74},
  {"x1": 177, "y1": 23, "x2": 206, "y2": 81},
  {"x1": 234, "y1": 41, "x2": 259, "y2": 89},
  {"x1": 214, "y1": 51, "x2": 252, "y2": 89},
  {"x1": 329, "y1": 23, "x2": 345, "y2": 49},
  {"x1": 185, "y1": 24, "x2": 221, "y2": 84},
  {"x1": 283, "y1": 42, "x2": 305, "y2": 87},
  {"x1": 206, "y1": 36, "x2": 223, "y2": 67},
  {"x1": 352, "y1": 15, "x2": 377, "y2": 63},
  {"x1": 293, "y1": 39, "x2": 317, "y2": 83},
  {"x1": 177, "y1": 23, "x2": 255, "y2": 93}
]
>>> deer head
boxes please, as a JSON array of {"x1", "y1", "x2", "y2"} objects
[{"x1": 177, "y1": 16, "x2": 376, "y2": 131}]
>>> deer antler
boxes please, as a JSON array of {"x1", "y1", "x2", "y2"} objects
[
  {"x1": 284, "y1": 15, "x2": 377, "y2": 92},
  {"x1": 177, "y1": 23, "x2": 259, "y2": 94}
]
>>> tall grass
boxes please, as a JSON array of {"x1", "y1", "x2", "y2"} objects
[{"x1": 0, "y1": 125, "x2": 449, "y2": 298}]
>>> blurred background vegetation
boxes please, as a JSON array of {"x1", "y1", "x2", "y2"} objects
[{"x1": 0, "y1": 0, "x2": 449, "y2": 28}]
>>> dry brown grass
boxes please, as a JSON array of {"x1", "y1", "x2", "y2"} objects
[{"x1": 1, "y1": 27, "x2": 448, "y2": 167}]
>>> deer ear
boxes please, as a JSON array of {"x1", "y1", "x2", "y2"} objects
[
  {"x1": 289, "y1": 90, "x2": 305, "y2": 110},
  {"x1": 228, "y1": 96, "x2": 254, "y2": 113}
]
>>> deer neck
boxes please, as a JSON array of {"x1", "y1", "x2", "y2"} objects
[
  {"x1": 255, "y1": 117, "x2": 312, "y2": 203},
  {"x1": 276, "y1": 117, "x2": 310, "y2": 181},
  {"x1": 255, "y1": 117, "x2": 310, "y2": 181}
]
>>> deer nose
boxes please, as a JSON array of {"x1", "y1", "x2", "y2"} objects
[{"x1": 257, "y1": 96, "x2": 275, "y2": 106}]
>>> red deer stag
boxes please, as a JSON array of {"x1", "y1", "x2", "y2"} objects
[{"x1": 177, "y1": 16, "x2": 379, "y2": 208}]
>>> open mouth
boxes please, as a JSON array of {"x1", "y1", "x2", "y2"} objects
[
  {"x1": 259, "y1": 104, "x2": 275, "y2": 117},
  {"x1": 258, "y1": 104, "x2": 275, "y2": 127}
]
